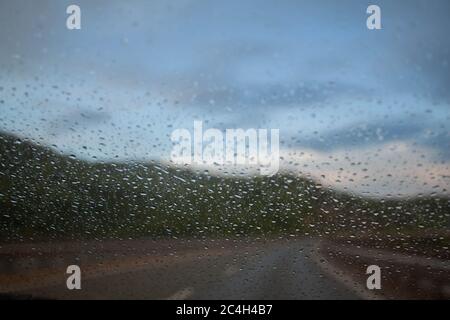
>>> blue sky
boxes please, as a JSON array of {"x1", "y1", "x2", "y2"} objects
[{"x1": 0, "y1": 0, "x2": 449, "y2": 197}]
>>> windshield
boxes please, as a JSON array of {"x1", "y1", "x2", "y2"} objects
[{"x1": 0, "y1": 0, "x2": 449, "y2": 300}]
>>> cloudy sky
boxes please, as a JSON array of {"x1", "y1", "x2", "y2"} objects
[{"x1": 0, "y1": 0, "x2": 449, "y2": 197}]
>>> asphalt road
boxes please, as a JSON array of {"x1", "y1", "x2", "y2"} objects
[{"x1": 0, "y1": 238, "x2": 362, "y2": 300}]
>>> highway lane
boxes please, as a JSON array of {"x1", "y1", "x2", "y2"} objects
[{"x1": 0, "y1": 239, "x2": 361, "y2": 299}]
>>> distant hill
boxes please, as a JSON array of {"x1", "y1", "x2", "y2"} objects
[{"x1": 0, "y1": 132, "x2": 449, "y2": 242}]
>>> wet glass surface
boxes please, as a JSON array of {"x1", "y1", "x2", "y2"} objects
[{"x1": 0, "y1": 0, "x2": 449, "y2": 299}]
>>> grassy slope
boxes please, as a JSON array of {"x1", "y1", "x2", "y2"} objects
[{"x1": 0, "y1": 132, "x2": 449, "y2": 242}]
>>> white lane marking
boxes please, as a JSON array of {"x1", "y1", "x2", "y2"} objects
[
  {"x1": 165, "y1": 287, "x2": 194, "y2": 300},
  {"x1": 310, "y1": 240, "x2": 381, "y2": 300}
]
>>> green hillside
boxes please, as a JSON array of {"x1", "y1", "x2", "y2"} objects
[{"x1": 0, "y1": 132, "x2": 449, "y2": 242}]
